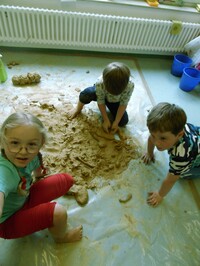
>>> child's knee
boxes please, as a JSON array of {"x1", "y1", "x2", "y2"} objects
[
  {"x1": 59, "y1": 173, "x2": 74, "y2": 189},
  {"x1": 79, "y1": 86, "x2": 97, "y2": 104},
  {"x1": 119, "y1": 116, "x2": 129, "y2": 127},
  {"x1": 53, "y1": 203, "x2": 67, "y2": 224},
  {"x1": 50, "y1": 173, "x2": 74, "y2": 193}
]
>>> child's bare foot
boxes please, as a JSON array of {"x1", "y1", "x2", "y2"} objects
[
  {"x1": 55, "y1": 225, "x2": 83, "y2": 243},
  {"x1": 67, "y1": 108, "x2": 80, "y2": 120}
]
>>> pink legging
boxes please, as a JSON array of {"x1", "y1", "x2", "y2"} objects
[{"x1": 0, "y1": 173, "x2": 74, "y2": 239}]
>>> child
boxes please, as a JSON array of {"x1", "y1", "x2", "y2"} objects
[
  {"x1": 68, "y1": 62, "x2": 134, "y2": 134},
  {"x1": 0, "y1": 112, "x2": 83, "y2": 242},
  {"x1": 142, "y1": 102, "x2": 200, "y2": 207}
]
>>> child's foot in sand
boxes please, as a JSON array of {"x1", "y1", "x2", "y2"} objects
[{"x1": 55, "y1": 225, "x2": 83, "y2": 243}]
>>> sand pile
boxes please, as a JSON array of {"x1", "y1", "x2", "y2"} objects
[{"x1": 20, "y1": 99, "x2": 142, "y2": 204}]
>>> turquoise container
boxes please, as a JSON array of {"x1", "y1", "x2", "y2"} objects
[
  {"x1": 179, "y1": 67, "x2": 200, "y2": 92},
  {"x1": 171, "y1": 54, "x2": 193, "y2": 77}
]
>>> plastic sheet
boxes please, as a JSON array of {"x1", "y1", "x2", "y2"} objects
[
  {"x1": 184, "y1": 36, "x2": 200, "y2": 66},
  {"x1": 0, "y1": 48, "x2": 199, "y2": 266}
]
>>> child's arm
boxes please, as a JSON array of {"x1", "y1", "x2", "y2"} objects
[
  {"x1": 111, "y1": 105, "x2": 127, "y2": 134},
  {"x1": 98, "y1": 103, "x2": 111, "y2": 133},
  {"x1": 0, "y1": 191, "x2": 4, "y2": 219},
  {"x1": 142, "y1": 135, "x2": 155, "y2": 164},
  {"x1": 147, "y1": 172, "x2": 180, "y2": 207}
]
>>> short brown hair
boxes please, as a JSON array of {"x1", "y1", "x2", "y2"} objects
[
  {"x1": 103, "y1": 62, "x2": 130, "y2": 95},
  {"x1": 147, "y1": 102, "x2": 187, "y2": 135}
]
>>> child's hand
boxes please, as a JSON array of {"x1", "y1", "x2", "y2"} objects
[
  {"x1": 110, "y1": 121, "x2": 119, "y2": 134},
  {"x1": 141, "y1": 153, "x2": 155, "y2": 164},
  {"x1": 34, "y1": 167, "x2": 50, "y2": 181},
  {"x1": 102, "y1": 120, "x2": 111, "y2": 133},
  {"x1": 147, "y1": 192, "x2": 163, "y2": 207}
]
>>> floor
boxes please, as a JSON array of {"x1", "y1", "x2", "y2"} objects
[
  {"x1": 0, "y1": 47, "x2": 199, "y2": 266},
  {"x1": 138, "y1": 56, "x2": 200, "y2": 126}
]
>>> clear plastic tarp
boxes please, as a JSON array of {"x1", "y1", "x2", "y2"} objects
[{"x1": 0, "y1": 49, "x2": 199, "y2": 266}]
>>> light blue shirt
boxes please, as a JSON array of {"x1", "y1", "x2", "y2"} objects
[{"x1": 0, "y1": 154, "x2": 40, "y2": 223}]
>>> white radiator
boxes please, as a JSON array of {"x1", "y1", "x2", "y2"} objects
[{"x1": 0, "y1": 5, "x2": 199, "y2": 55}]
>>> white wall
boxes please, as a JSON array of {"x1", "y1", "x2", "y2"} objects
[{"x1": 1, "y1": 0, "x2": 200, "y2": 23}]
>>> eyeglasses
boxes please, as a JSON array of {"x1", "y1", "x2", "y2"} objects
[{"x1": 4, "y1": 138, "x2": 41, "y2": 154}]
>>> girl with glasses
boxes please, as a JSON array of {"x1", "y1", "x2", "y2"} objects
[{"x1": 0, "y1": 112, "x2": 82, "y2": 242}]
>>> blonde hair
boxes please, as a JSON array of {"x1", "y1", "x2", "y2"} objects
[
  {"x1": 103, "y1": 62, "x2": 130, "y2": 95},
  {"x1": 147, "y1": 102, "x2": 187, "y2": 135},
  {"x1": 0, "y1": 112, "x2": 47, "y2": 144}
]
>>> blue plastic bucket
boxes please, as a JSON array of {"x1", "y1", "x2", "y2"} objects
[
  {"x1": 171, "y1": 54, "x2": 193, "y2": 77},
  {"x1": 179, "y1": 67, "x2": 200, "y2": 92}
]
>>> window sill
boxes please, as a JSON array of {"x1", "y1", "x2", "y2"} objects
[
  {"x1": 60, "y1": 0, "x2": 200, "y2": 23},
  {"x1": 61, "y1": 0, "x2": 198, "y2": 14}
]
